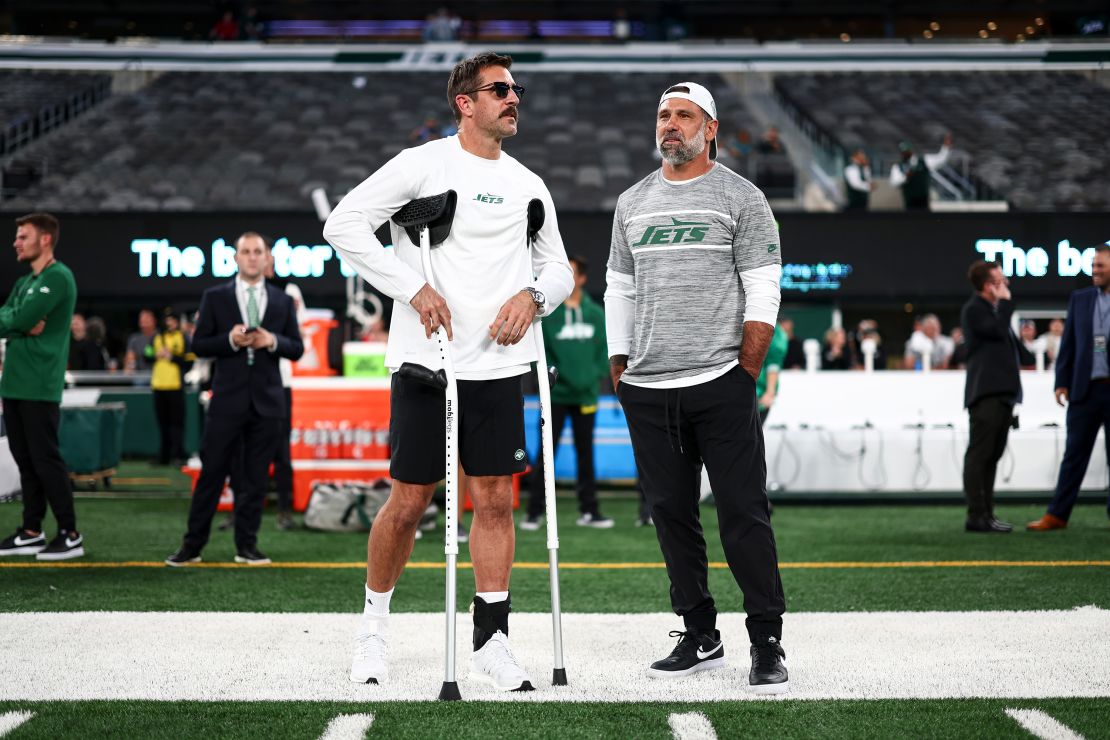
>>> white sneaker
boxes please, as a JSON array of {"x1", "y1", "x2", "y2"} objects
[
  {"x1": 468, "y1": 631, "x2": 535, "y2": 691},
  {"x1": 350, "y1": 630, "x2": 389, "y2": 684},
  {"x1": 519, "y1": 515, "x2": 543, "y2": 531},
  {"x1": 576, "y1": 512, "x2": 615, "y2": 529}
]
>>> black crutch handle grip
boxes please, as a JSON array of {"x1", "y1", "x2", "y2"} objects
[{"x1": 398, "y1": 362, "x2": 448, "y2": 391}]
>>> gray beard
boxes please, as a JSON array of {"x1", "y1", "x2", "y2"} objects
[{"x1": 658, "y1": 129, "x2": 706, "y2": 166}]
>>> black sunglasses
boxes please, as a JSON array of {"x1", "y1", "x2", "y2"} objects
[{"x1": 464, "y1": 81, "x2": 525, "y2": 99}]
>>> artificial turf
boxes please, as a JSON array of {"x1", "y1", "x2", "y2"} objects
[
  {"x1": 2, "y1": 699, "x2": 1109, "y2": 740},
  {"x1": 2, "y1": 496, "x2": 1108, "y2": 613}
]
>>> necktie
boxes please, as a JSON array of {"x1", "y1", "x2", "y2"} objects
[{"x1": 247, "y1": 287, "x2": 259, "y2": 366}]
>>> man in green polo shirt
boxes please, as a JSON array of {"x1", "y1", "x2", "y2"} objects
[
  {"x1": 0, "y1": 213, "x2": 81, "y2": 561},
  {"x1": 522, "y1": 254, "x2": 613, "y2": 530}
]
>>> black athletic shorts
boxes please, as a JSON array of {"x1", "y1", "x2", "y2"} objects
[{"x1": 389, "y1": 371, "x2": 528, "y2": 484}]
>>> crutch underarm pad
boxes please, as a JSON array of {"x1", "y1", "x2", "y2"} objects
[
  {"x1": 392, "y1": 190, "x2": 457, "y2": 247},
  {"x1": 397, "y1": 362, "x2": 448, "y2": 390}
]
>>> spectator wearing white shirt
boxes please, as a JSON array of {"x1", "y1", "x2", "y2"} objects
[
  {"x1": 843, "y1": 149, "x2": 873, "y2": 211},
  {"x1": 904, "y1": 313, "x2": 955, "y2": 369}
]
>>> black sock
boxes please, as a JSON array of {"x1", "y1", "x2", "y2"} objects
[{"x1": 472, "y1": 594, "x2": 511, "y2": 651}]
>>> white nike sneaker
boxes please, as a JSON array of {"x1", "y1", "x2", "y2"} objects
[
  {"x1": 468, "y1": 632, "x2": 535, "y2": 692},
  {"x1": 350, "y1": 630, "x2": 389, "y2": 684}
]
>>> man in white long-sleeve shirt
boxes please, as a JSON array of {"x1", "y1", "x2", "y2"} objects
[
  {"x1": 605, "y1": 82, "x2": 789, "y2": 694},
  {"x1": 843, "y1": 148, "x2": 873, "y2": 211},
  {"x1": 889, "y1": 134, "x2": 952, "y2": 211},
  {"x1": 322, "y1": 51, "x2": 573, "y2": 692}
]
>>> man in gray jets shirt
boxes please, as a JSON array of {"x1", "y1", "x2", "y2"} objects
[{"x1": 605, "y1": 82, "x2": 788, "y2": 694}]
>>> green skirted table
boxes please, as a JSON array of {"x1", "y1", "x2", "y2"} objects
[{"x1": 59, "y1": 402, "x2": 126, "y2": 488}]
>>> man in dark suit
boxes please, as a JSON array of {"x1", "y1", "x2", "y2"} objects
[
  {"x1": 1028, "y1": 245, "x2": 1110, "y2": 531},
  {"x1": 960, "y1": 261, "x2": 1021, "y2": 533},
  {"x1": 165, "y1": 232, "x2": 303, "y2": 565}
]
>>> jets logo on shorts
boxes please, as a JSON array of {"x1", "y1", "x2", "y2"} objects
[{"x1": 514, "y1": 449, "x2": 525, "y2": 461}]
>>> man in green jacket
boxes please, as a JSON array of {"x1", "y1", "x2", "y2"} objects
[
  {"x1": 522, "y1": 254, "x2": 613, "y2": 529},
  {"x1": 0, "y1": 213, "x2": 81, "y2": 560},
  {"x1": 756, "y1": 323, "x2": 789, "y2": 426}
]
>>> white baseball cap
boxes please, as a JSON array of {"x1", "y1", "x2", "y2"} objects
[{"x1": 659, "y1": 81, "x2": 718, "y2": 159}]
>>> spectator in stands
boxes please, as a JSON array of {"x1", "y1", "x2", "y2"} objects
[
  {"x1": 124, "y1": 309, "x2": 156, "y2": 372},
  {"x1": 85, "y1": 316, "x2": 114, "y2": 370},
  {"x1": 522, "y1": 254, "x2": 612, "y2": 530},
  {"x1": 757, "y1": 126, "x2": 786, "y2": 155},
  {"x1": 779, "y1": 317, "x2": 805, "y2": 369},
  {"x1": 69, "y1": 313, "x2": 106, "y2": 371},
  {"x1": 0, "y1": 212, "x2": 82, "y2": 561},
  {"x1": 409, "y1": 116, "x2": 444, "y2": 144},
  {"x1": 821, "y1": 326, "x2": 852, "y2": 370},
  {"x1": 850, "y1": 319, "x2": 887, "y2": 370},
  {"x1": 889, "y1": 134, "x2": 952, "y2": 211},
  {"x1": 241, "y1": 6, "x2": 266, "y2": 40},
  {"x1": 1017, "y1": 319, "x2": 1041, "y2": 368},
  {"x1": 961, "y1": 260, "x2": 1020, "y2": 533},
  {"x1": 726, "y1": 129, "x2": 754, "y2": 159},
  {"x1": 843, "y1": 149, "x2": 874, "y2": 211},
  {"x1": 423, "y1": 8, "x2": 461, "y2": 41},
  {"x1": 904, "y1": 314, "x2": 954, "y2": 369},
  {"x1": 612, "y1": 8, "x2": 631, "y2": 41},
  {"x1": 1041, "y1": 318, "x2": 1065, "y2": 365},
  {"x1": 150, "y1": 308, "x2": 193, "y2": 466},
  {"x1": 949, "y1": 326, "x2": 969, "y2": 369},
  {"x1": 210, "y1": 11, "x2": 240, "y2": 41}
]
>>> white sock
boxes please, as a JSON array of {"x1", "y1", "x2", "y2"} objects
[
  {"x1": 476, "y1": 590, "x2": 509, "y2": 604},
  {"x1": 360, "y1": 585, "x2": 393, "y2": 634}
]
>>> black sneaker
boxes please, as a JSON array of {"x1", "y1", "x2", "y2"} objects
[
  {"x1": 457, "y1": 522, "x2": 469, "y2": 544},
  {"x1": 749, "y1": 634, "x2": 790, "y2": 694},
  {"x1": 234, "y1": 546, "x2": 272, "y2": 565},
  {"x1": 646, "y1": 629, "x2": 725, "y2": 679},
  {"x1": 35, "y1": 530, "x2": 84, "y2": 561},
  {"x1": 0, "y1": 528, "x2": 47, "y2": 556},
  {"x1": 276, "y1": 512, "x2": 296, "y2": 531},
  {"x1": 165, "y1": 544, "x2": 203, "y2": 567}
]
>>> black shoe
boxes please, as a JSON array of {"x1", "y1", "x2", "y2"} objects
[
  {"x1": 165, "y1": 544, "x2": 203, "y2": 567},
  {"x1": 749, "y1": 634, "x2": 790, "y2": 694},
  {"x1": 645, "y1": 629, "x2": 725, "y2": 679},
  {"x1": 217, "y1": 513, "x2": 234, "y2": 531},
  {"x1": 457, "y1": 522, "x2": 469, "y2": 544},
  {"x1": 276, "y1": 512, "x2": 295, "y2": 531},
  {"x1": 35, "y1": 530, "x2": 84, "y2": 561},
  {"x1": 966, "y1": 516, "x2": 1012, "y2": 533},
  {"x1": 234, "y1": 546, "x2": 272, "y2": 565},
  {"x1": 0, "y1": 528, "x2": 47, "y2": 556}
]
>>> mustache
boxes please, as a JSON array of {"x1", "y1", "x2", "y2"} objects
[{"x1": 500, "y1": 108, "x2": 518, "y2": 120}]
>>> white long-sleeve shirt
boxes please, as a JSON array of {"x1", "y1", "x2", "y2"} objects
[
  {"x1": 844, "y1": 162, "x2": 871, "y2": 192},
  {"x1": 323, "y1": 136, "x2": 573, "y2": 380},
  {"x1": 889, "y1": 145, "x2": 950, "y2": 187}
]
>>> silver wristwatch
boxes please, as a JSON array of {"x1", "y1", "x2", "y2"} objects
[{"x1": 524, "y1": 286, "x2": 546, "y2": 315}]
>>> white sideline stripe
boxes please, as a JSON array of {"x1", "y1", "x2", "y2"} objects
[
  {"x1": 0, "y1": 712, "x2": 34, "y2": 737},
  {"x1": 1, "y1": 609, "x2": 1109, "y2": 702},
  {"x1": 319, "y1": 713, "x2": 374, "y2": 740},
  {"x1": 1005, "y1": 709, "x2": 1086, "y2": 740},
  {"x1": 669, "y1": 712, "x2": 718, "y2": 740}
]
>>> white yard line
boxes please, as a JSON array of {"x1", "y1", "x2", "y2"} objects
[
  {"x1": 318, "y1": 713, "x2": 375, "y2": 740},
  {"x1": 668, "y1": 712, "x2": 719, "y2": 740},
  {"x1": 0, "y1": 712, "x2": 34, "y2": 738},
  {"x1": 1005, "y1": 709, "x2": 1087, "y2": 740},
  {"x1": 1, "y1": 609, "x2": 1108, "y2": 702}
]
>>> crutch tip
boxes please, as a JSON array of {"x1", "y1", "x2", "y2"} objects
[
  {"x1": 552, "y1": 668, "x2": 568, "y2": 686},
  {"x1": 438, "y1": 681, "x2": 463, "y2": 701}
]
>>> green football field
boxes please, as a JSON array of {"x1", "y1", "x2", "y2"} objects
[{"x1": 2, "y1": 472, "x2": 1109, "y2": 739}]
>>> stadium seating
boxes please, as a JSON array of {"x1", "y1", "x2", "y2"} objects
[
  {"x1": 2, "y1": 71, "x2": 765, "y2": 212},
  {"x1": 0, "y1": 70, "x2": 111, "y2": 156},
  {"x1": 773, "y1": 71, "x2": 1110, "y2": 211}
]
